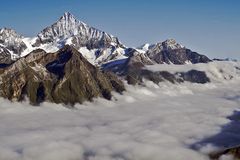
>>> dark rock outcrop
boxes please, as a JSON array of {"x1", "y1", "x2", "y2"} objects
[
  {"x1": 125, "y1": 69, "x2": 210, "y2": 85},
  {"x1": 209, "y1": 146, "x2": 240, "y2": 160},
  {"x1": 0, "y1": 45, "x2": 125, "y2": 105},
  {"x1": 179, "y1": 70, "x2": 210, "y2": 84}
]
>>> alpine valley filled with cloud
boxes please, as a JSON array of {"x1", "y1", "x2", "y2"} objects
[{"x1": 0, "y1": 8, "x2": 240, "y2": 160}]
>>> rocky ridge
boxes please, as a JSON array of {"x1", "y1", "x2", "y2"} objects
[
  {"x1": 0, "y1": 12, "x2": 211, "y2": 66},
  {"x1": 146, "y1": 39, "x2": 211, "y2": 64},
  {"x1": 33, "y1": 12, "x2": 123, "y2": 50},
  {"x1": 0, "y1": 28, "x2": 27, "y2": 60},
  {"x1": 0, "y1": 12, "x2": 216, "y2": 104},
  {"x1": 0, "y1": 45, "x2": 125, "y2": 105}
]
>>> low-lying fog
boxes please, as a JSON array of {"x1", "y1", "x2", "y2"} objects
[{"x1": 0, "y1": 78, "x2": 240, "y2": 160}]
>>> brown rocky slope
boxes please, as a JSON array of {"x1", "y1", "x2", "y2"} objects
[{"x1": 0, "y1": 45, "x2": 125, "y2": 105}]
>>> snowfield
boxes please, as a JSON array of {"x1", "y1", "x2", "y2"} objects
[{"x1": 0, "y1": 62, "x2": 240, "y2": 160}]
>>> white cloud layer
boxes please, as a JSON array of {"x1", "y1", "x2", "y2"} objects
[{"x1": 0, "y1": 63, "x2": 240, "y2": 160}]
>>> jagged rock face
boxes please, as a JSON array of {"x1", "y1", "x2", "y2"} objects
[
  {"x1": 147, "y1": 39, "x2": 211, "y2": 64},
  {"x1": 0, "y1": 12, "x2": 125, "y2": 65},
  {"x1": 33, "y1": 12, "x2": 123, "y2": 50},
  {"x1": 103, "y1": 48, "x2": 153, "y2": 74},
  {"x1": 102, "y1": 47, "x2": 210, "y2": 85},
  {"x1": 0, "y1": 46, "x2": 12, "y2": 64},
  {"x1": 0, "y1": 45, "x2": 125, "y2": 105},
  {"x1": 103, "y1": 39, "x2": 212, "y2": 75},
  {"x1": 0, "y1": 13, "x2": 212, "y2": 67},
  {"x1": 0, "y1": 28, "x2": 27, "y2": 57}
]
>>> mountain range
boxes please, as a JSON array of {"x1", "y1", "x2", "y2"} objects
[
  {"x1": 0, "y1": 12, "x2": 213, "y2": 105},
  {"x1": 0, "y1": 12, "x2": 211, "y2": 65}
]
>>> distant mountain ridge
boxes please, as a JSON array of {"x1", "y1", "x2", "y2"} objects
[{"x1": 0, "y1": 12, "x2": 211, "y2": 66}]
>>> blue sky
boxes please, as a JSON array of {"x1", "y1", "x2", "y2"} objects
[{"x1": 0, "y1": 0, "x2": 240, "y2": 59}]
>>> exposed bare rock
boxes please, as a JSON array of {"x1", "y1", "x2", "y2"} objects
[
  {"x1": 0, "y1": 46, "x2": 13, "y2": 65},
  {"x1": 0, "y1": 45, "x2": 125, "y2": 105},
  {"x1": 146, "y1": 39, "x2": 211, "y2": 64},
  {"x1": 103, "y1": 47, "x2": 210, "y2": 85},
  {"x1": 103, "y1": 48, "x2": 153, "y2": 74},
  {"x1": 33, "y1": 12, "x2": 123, "y2": 50}
]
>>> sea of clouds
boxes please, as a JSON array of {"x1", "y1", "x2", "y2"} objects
[{"x1": 0, "y1": 78, "x2": 240, "y2": 160}]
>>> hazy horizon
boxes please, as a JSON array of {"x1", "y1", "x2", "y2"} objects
[{"x1": 0, "y1": 0, "x2": 239, "y2": 59}]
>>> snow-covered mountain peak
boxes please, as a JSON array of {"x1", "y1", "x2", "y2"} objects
[
  {"x1": 61, "y1": 12, "x2": 75, "y2": 20},
  {"x1": 163, "y1": 38, "x2": 177, "y2": 46},
  {"x1": 56, "y1": 12, "x2": 88, "y2": 36},
  {"x1": 0, "y1": 28, "x2": 10, "y2": 34},
  {"x1": 33, "y1": 12, "x2": 122, "y2": 50},
  {"x1": 37, "y1": 12, "x2": 84, "y2": 41},
  {"x1": 137, "y1": 43, "x2": 156, "y2": 52},
  {"x1": 0, "y1": 27, "x2": 14, "y2": 33},
  {"x1": 0, "y1": 13, "x2": 211, "y2": 66},
  {"x1": 0, "y1": 27, "x2": 27, "y2": 57},
  {"x1": 138, "y1": 43, "x2": 151, "y2": 52},
  {"x1": 160, "y1": 39, "x2": 185, "y2": 50},
  {"x1": 59, "y1": 12, "x2": 85, "y2": 25},
  {"x1": 0, "y1": 28, "x2": 24, "y2": 40},
  {"x1": 137, "y1": 39, "x2": 185, "y2": 54}
]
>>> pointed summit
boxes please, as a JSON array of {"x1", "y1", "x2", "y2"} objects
[
  {"x1": 58, "y1": 12, "x2": 81, "y2": 26},
  {"x1": 38, "y1": 12, "x2": 85, "y2": 40},
  {"x1": 0, "y1": 27, "x2": 23, "y2": 38},
  {"x1": 146, "y1": 39, "x2": 210, "y2": 64},
  {"x1": 33, "y1": 12, "x2": 122, "y2": 50},
  {"x1": 0, "y1": 27, "x2": 27, "y2": 57},
  {"x1": 162, "y1": 39, "x2": 184, "y2": 50},
  {"x1": 60, "y1": 12, "x2": 76, "y2": 21},
  {"x1": 163, "y1": 39, "x2": 177, "y2": 45},
  {"x1": 62, "y1": 11, "x2": 73, "y2": 18}
]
